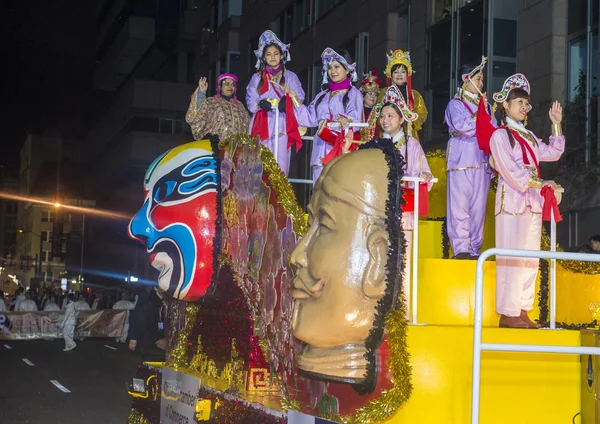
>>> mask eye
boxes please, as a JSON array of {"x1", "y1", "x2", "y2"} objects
[{"x1": 153, "y1": 180, "x2": 176, "y2": 204}]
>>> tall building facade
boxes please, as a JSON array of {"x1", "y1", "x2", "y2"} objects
[
  {"x1": 16, "y1": 133, "x2": 94, "y2": 288},
  {"x1": 192, "y1": 0, "x2": 598, "y2": 248},
  {"x1": 83, "y1": 0, "x2": 201, "y2": 285}
]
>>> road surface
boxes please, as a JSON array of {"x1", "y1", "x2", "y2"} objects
[{"x1": 0, "y1": 338, "x2": 142, "y2": 424}]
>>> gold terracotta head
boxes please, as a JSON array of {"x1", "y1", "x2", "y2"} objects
[{"x1": 290, "y1": 145, "x2": 404, "y2": 386}]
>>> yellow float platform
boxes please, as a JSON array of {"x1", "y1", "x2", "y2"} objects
[
  {"x1": 384, "y1": 325, "x2": 581, "y2": 423},
  {"x1": 416, "y1": 257, "x2": 600, "y2": 326}
]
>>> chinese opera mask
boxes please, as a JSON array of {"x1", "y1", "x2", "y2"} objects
[
  {"x1": 128, "y1": 139, "x2": 221, "y2": 301},
  {"x1": 290, "y1": 143, "x2": 404, "y2": 386}
]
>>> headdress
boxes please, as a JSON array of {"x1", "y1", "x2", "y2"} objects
[
  {"x1": 461, "y1": 56, "x2": 487, "y2": 82},
  {"x1": 384, "y1": 50, "x2": 413, "y2": 78},
  {"x1": 360, "y1": 71, "x2": 382, "y2": 94},
  {"x1": 384, "y1": 50, "x2": 415, "y2": 110},
  {"x1": 254, "y1": 30, "x2": 291, "y2": 70},
  {"x1": 216, "y1": 73, "x2": 239, "y2": 104},
  {"x1": 377, "y1": 85, "x2": 419, "y2": 122},
  {"x1": 321, "y1": 47, "x2": 358, "y2": 86},
  {"x1": 493, "y1": 73, "x2": 532, "y2": 112}
]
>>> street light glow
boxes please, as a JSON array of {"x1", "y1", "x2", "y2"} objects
[{"x1": 54, "y1": 202, "x2": 61, "y2": 208}]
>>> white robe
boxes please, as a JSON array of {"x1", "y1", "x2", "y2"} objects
[
  {"x1": 43, "y1": 302, "x2": 60, "y2": 312},
  {"x1": 61, "y1": 302, "x2": 77, "y2": 350},
  {"x1": 17, "y1": 299, "x2": 38, "y2": 312}
]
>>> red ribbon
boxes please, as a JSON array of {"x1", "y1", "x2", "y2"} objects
[
  {"x1": 321, "y1": 131, "x2": 346, "y2": 165},
  {"x1": 285, "y1": 94, "x2": 302, "y2": 152},
  {"x1": 250, "y1": 109, "x2": 270, "y2": 141},
  {"x1": 402, "y1": 183, "x2": 430, "y2": 216},
  {"x1": 259, "y1": 72, "x2": 270, "y2": 95},
  {"x1": 476, "y1": 97, "x2": 495, "y2": 155},
  {"x1": 541, "y1": 186, "x2": 562, "y2": 222}
]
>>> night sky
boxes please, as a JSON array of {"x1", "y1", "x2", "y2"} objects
[{"x1": 1, "y1": 1, "x2": 96, "y2": 173}]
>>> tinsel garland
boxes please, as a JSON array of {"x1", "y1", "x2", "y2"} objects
[
  {"x1": 537, "y1": 258, "x2": 549, "y2": 324},
  {"x1": 425, "y1": 149, "x2": 446, "y2": 159},
  {"x1": 421, "y1": 217, "x2": 450, "y2": 259},
  {"x1": 537, "y1": 231, "x2": 598, "y2": 329},
  {"x1": 221, "y1": 132, "x2": 308, "y2": 237},
  {"x1": 127, "y1": 409, "x2": 152, "y2": 424},
  {"x1": 169, "y1": 303, "x2": 200, "y2": 369},
  {"x1": 540, "y1": 228, "x2": 600, "y2": 275}
]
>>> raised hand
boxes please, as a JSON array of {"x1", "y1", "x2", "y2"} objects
[
  {"x1": 198, "y1": 77, "x2": 208, "y2": 93},
  {"x1": 548, "y1": 101, "x2": 562, "y2": 125}
]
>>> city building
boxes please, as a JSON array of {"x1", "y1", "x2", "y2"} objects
[
  {"x1": 82, "y1": 0, "x2": 201, "y2": 285},
  {"x1": 193, "y1": 0, "x2": 599, "y2": 249},
  {"x1": 15, "y1": 132, "x2": 95, "y2": 289}
]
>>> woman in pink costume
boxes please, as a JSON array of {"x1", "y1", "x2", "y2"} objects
[{"x1": 488, "y1": 74, "x2": 564, "y2": 328}]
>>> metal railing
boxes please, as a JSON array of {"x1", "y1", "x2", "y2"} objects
[{"x1": 470, "y1": 247, "x2": 600, "y2": 424}]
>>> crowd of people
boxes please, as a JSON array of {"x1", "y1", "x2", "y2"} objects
[
  {"x1": 0, "y1": 286, "x2": 135, "y2": 313},
  {"x1": 184, "y1": 30, "x2": 567, "y2": 329},
  {"x1": 0, "y1": 285, "x2": 165, "y2": 357}
]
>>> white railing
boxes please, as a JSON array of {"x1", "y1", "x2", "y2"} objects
[
  {"x1": 402, "y1": 176, "x2": 438, "y2": 324},
  {"x1": 470, "y1": 247, "x2": 600, "y2": 424}
]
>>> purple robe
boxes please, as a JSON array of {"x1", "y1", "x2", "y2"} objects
[
  {"x1": 246, "y1": 70, "x2": 305, "y2": 176},
  {"x1": 445, "y1": 94, "x2": 497, "y2": 256},
  {"x1": 295, "y1": 86, "x2": 363, "y2": 183}
]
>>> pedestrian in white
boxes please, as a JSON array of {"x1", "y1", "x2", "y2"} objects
[
  {"x1": 74, "y1": 294, "x2": 91, "y2": 311},
  {"x1": 113, "y1": 293, "x2": 135, "y2": 343},
  {"x1": 14, "y1": 288, "x2": 25, "y2": 311},
  {"x1": 61, "y1": 295, "x2": 77, "y2": 351},
  {"x1": 43, "y1": 296, "x2": 61, "y2": 312},
  {"x1": 17, "y1": 292, "x2": 39, "y2": 312}
]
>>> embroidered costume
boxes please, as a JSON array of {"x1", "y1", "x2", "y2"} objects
[
  {"x1": 185, "y1": 73, "x2": 250, "y2": 141},
  {"x1": 295, "y1": 47, "x2": 363, "y2": 183},
  {"x1": 445, "y1": 57, "x2": 496, "y2": 258},
  {"x1": 485, "y1": 74, "x2": 565, "y2": 323},
  {"x1": 369, "y1": 50, "x2": 428, "y2": 141},
  {"x1": 246, "y1": 30, "x2": 305, "y2": 176}
]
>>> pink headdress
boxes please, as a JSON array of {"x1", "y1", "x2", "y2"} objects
[
  {"x1": 377, "y1": 85, "x2": 419, "y2": 122},
  {"x1": 216, "y1": 73, "x2": 239, "y2": 104}
]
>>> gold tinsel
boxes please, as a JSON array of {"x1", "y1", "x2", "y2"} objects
[
  {"x1": 221, "y1": 132, "x2": 308, "y2": 237},
  {"x1": 169, "y1": 303, "x2": 199, "y2": 369},
  {"x1": 425, "y1": 148, "x2": 446, "y2": 159},
  {"x1": 127, "y1": 409, "x2": 151, "y2": 424},
  {"x1": 541, "y1": 228, "x2": 600, "y2": 275},
  {"x1": 280, "y1": 397, "x2": 301, "y2": 412}
]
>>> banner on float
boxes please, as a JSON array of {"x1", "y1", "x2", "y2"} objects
[
  {"x1": 160, "y1": 367, "x2": 201, "y2": 424},
  {"x1": 0, "y1": 310, "x2": 127, "y2": 340},
  {"x1": 288, "y1": 411, "x2": 338, "y2": 424}
]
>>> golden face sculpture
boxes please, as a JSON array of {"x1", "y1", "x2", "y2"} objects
[{"x1": 290, "y1": 148, "x2": 397, "y2": 383}]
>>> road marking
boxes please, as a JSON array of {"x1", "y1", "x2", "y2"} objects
[
  {"x1": 22, "y1": 358, "x2": 35, "y2": 366},
  {"x1": 104, "y1": 344, "x2": 118, "y2": 350},
  {"x1": 50, "y1": 380, "x2": 71, "y2": 393},
  {"x1": 3, "y1": 344, "x2": 11, "y2": 350}
]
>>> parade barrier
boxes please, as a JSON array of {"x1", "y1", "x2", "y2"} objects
[{"x1": 0, "y1": 309, "x2": 127, "y2": 340}]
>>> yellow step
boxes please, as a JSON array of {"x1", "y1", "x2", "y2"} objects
[{"x1": 385, "y1": 325, "x2": 581, "y2": 423}]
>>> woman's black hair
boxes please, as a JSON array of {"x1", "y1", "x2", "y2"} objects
[
  {"x1": 379, "y1": 102, "x2": 410, "y2": 170},
  {"x1": 499, "y1": 88, "x2": 530, "y2": 147},
  {"x1": 459, "y1": 64, "x2": 478, "y2": 78},
  {"x1": 315, "y1": 49, "x2": 354, "y2": 110},
  {"x1": 257, "y1": 43, "x2": 286, "y2": 93}
]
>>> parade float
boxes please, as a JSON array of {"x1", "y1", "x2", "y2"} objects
[{"x1": 126, "y1": 132, "x2": 600, "y2": 424}]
